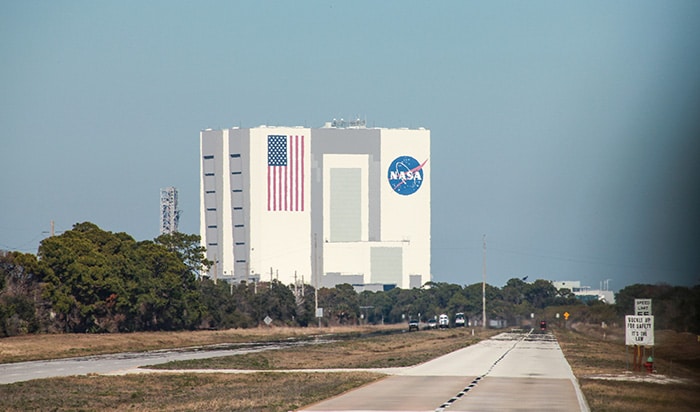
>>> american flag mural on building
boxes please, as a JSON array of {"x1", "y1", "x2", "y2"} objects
[{"x1": 267, "y1": 134, "x2": 304, "y2": 211}]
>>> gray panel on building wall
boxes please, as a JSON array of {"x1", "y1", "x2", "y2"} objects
[
  {"x1": 232, "y1": 208, "x2": 244, "y2": 223},
  {"x1": 330, "y1": 168, "x2": 361, "y2": 242},
  {"x1": 203, "y1": 159, "x2": 216, "y2": 175},
  {"x1": 231, "y1": 192, "x2": 244, "y2": 209},
  {"x1": 368, "y1": 155, "x2": 381, "y2": 242},
  {"x1": 203, "y1": 176, "x2": 216, "y2": 192},
  {"x1": 226, "y1": 128, "x2": 252, "y2": 280},
  {"x1": 370, "y1": 247, "x2": 402, "y2": 284},
  {"x1": 229, "y1": 154, "x2": 242, "y2": 169},
  {"x1": 205, "y1": 210, "x2": 217, "y2": 223},
  {"x1": 230, "y1": 174, "x2": 243, "y2": 191},
  {"x1": 321, "y1": 273, "x2": 364, "y2": 288},
  {"x1": 310, "y1": 128, "x2": 381, "y2": 249},
  {"x1": 409, "y1": 274, "x2": 422, "y2": 289}
]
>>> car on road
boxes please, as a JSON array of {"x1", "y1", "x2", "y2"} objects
[
  {"x1": 409, "y1": 319, "x2": 419, "y2": 331},
  {"x1": 438, "y1": 314, "x2": 449, "y2": 328},
  {"x1": 427, "y1": 318, "x2": 438, "y2": 329}
]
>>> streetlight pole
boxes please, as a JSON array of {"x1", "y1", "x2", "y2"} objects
[{"x1": 482, "y1": 234, "x2": 487, "y2": 329}]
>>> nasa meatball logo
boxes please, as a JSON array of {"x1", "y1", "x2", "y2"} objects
[{"x1": 387, "y1": 156, "x2": 428, "y2": 196}]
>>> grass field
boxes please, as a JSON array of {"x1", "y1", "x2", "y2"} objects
[
  {"x1": 0, "y1": 325, "x2": 394, "y2": 364},
  {"x1": 149, "y1": 327, "x2": 494, "y2": 370},
  {"x1": 1, "y1": 324, "x2": 699, "y2": 411},
  {"x1": 0, "y1": 326, "x2": 491, "y2": 411},
  {"x1": 0, "y1": 372, "x2": 381, "y2": 412},
  {"x1": 555, "y1": 324, "x2": 700, "y2": 412}
]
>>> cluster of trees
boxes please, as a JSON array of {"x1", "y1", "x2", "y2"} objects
[
  {"x1": 1, "y1": 222, "x2": 699, "y2": 337},
  {"x1": 0, "y1": 223, "x2": 208, "y2": 334},
  {"x1": 615, "y1": 283, "x2": 700, "y2": 331}
]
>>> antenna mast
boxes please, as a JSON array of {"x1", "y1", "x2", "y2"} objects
[{"x1": 160, "y1": 187, "x2": 181, "y2": 235}]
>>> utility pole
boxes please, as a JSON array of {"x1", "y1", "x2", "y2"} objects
[
  {"x1": 213, "y1": 255, "x2": 218, "y2": 285},
  {"x1": 314, "y1": 233, "x2": 320, "y2": 328},
  {"x1": 482, "y1": 234, "x2": 487, "y2": 329}
]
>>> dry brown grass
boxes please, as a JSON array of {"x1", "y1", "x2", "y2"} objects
[
  {"x1": 151, "y1": 327, "x2": 499, "y2": 370},
  {"x1": 559, "y1": 323, "x2": 700, "y2": 380},
  {"x1": 578, "y1": 379, "x2": 699, "y2": 412},
  {"x1": 0, "y1": 325, "x2": 402, "y2": 363},
  {"x1": 5, "y1": 324, "x2": 698, "y2": 411},
  {"x1": 0, "y1": 326, "x2": 495, "y2": 411},
  {"x1": 0, "y1": 372, "x2": 381, "y2": 412},
  {"x1": 556, "y1": 323, "x2": 700, "y2": 412}
]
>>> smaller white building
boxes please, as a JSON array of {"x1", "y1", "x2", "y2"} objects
[{"x1": 552, "y1": 280, "x2": 615, "y2": 304}]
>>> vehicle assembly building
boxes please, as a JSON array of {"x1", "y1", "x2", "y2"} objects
[{"x1": 200, "y1": 120, "x2": 431, "y2": 289}]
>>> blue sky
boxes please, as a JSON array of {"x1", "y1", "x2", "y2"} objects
[{"x1": 2, "y1": 1, "x2": 699, "y2": 290}]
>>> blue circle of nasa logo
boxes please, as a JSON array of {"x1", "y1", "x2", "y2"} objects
[{"x1": 387, "y1": 156, "x2": 427, "y2": 196}]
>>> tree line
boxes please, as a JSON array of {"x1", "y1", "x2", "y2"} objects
[{"x1": 1, "y1": 222, "x2": 698, "y2": 337}]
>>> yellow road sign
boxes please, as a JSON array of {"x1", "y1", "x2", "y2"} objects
[{"x1": 564, "y1": 312, "x2": 570, "y2": 320}]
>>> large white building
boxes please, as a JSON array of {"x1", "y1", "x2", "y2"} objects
[{"x1": 200, "y1": 121, "x2": 431, "y2": 289}]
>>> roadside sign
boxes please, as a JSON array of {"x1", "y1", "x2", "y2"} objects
[
  {"x1": 264, "y1": 316, "x2": 272, "y2": 326},
  {"x1": 635, "y1": 299, "x2": 652, "y2": 316},
  {"x1": 625, "y1": 315, "x2": 654, "y2": 346},
  {"x1": 316, "y1": 308, "x2": 324, "y2": 318},
  {"x1": 564, "y1": 312, "x2": 570, "y2": 320}
]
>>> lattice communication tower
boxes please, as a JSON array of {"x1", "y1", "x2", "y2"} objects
[{"x1": 160, "y1": 186, "x2": 181, "y2": 235}]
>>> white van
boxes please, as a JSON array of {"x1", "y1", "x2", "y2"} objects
[{"x1": 438, "y1": 313, "x2": 449, "y2": 328}]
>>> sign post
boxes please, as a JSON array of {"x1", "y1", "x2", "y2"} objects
[{"x1": 626, "y1": 311, "x2": 654, "y2": 372}]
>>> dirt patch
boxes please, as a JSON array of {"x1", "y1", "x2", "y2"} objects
[{"x1": 583, "y1": 372, "x2": 692, "y2": 385}]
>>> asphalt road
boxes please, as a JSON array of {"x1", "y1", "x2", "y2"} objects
[{"x1": 298, "y1": 330, "x2": 589, "y2": 412}]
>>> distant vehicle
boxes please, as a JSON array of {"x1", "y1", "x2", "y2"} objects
[
  {"x1": 455, "y1": 312, "x2": 466, "y2": 327},
  {"x1": 409, "y1": 319, "x2": 419, "y2": 332},
  {"x1": 438, "y1": 314, "x2": 449, "y2": 328},
  {"x1": 427, "y1": 318, "x2": 438, "y2": 329}
]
